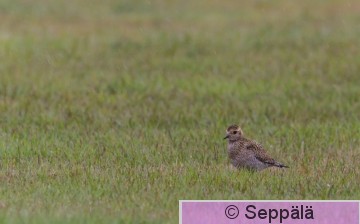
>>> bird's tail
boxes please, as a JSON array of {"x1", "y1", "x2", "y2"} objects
[{"x1": 274, "y1": 162, "x2": 289, "y2": 168}]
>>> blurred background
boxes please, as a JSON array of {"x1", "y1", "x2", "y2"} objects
[{"x1": 0, "y1": 0, "x2": 359, "y2": 223}]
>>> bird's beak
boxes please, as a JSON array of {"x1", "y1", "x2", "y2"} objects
[{"x1": 223, "y1": 135, "x2": 229, "y2": 140}]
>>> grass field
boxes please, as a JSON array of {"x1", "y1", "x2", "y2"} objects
[{"x1": 0, "y1": 0, "x2": 360, "y2": 223}]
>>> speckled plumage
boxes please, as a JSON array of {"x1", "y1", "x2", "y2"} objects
[{"x1": 224, "y1": 125, "x2": 288, "y2": 171}]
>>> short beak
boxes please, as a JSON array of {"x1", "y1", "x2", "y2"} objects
[{"x1": 223, "y1": 135, "x2": 229, "y2": 140}]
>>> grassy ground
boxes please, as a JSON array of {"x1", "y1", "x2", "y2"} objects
[{"x1": 0, "y1": 0, "x2": 359, "y2": 223}]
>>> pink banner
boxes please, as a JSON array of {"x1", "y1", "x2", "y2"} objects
[{"x1": 181, "y1": 201, "x2": 359, "y2": 224}]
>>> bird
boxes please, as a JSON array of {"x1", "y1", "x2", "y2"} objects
[{"x1": 224, "y1": 124, "x2": 289, "y2": 171}]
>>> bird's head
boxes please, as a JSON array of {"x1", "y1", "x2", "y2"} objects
[{"x1": 224, "y1": 124, "x2": 243, "y2": 142}]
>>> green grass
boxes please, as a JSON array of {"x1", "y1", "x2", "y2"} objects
[{"x1": 0, "y1": 0, "x2": 359, "y2": 223}]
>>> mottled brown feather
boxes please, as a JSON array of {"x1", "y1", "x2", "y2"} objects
[{"x1": 245, "y1": 140, "x2": 276, "y2": 165}]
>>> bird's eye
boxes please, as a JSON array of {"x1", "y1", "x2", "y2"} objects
[{"x1": 232, "y1": 131, "x2": 237, "y2": 134}]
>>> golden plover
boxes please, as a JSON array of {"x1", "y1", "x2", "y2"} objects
[{"x1": 224, "y1": 124, "x2": 288, "y2": 171}]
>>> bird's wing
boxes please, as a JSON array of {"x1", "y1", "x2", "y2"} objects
[{"x1": 245, "y1": 141, "x2": 276, "y2": 165}]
